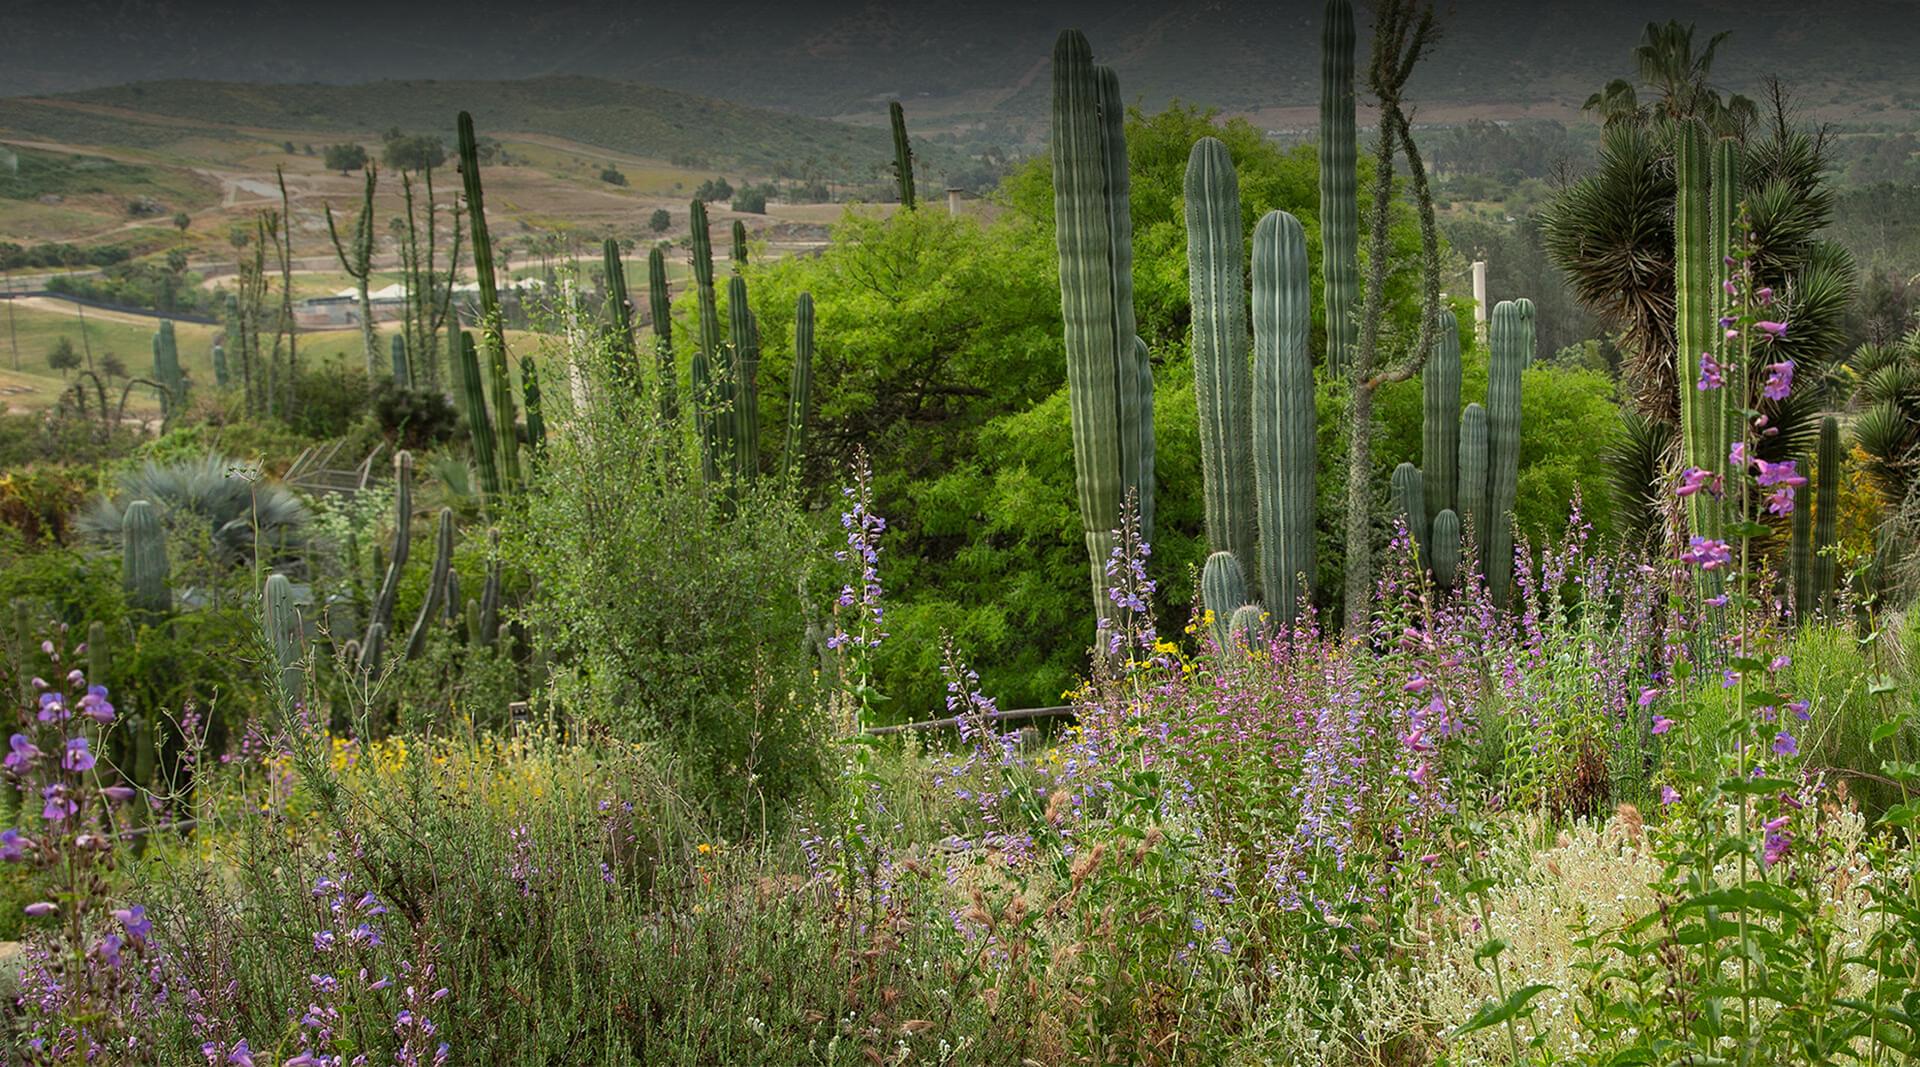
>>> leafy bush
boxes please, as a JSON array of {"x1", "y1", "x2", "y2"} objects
[{"x1": 370, "y1": 379, "x2": 460, "y2": 451}]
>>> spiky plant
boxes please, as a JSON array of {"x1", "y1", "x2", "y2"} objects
[{"x1": 81, "y1": 455, "x2": 310, "y2": 567}]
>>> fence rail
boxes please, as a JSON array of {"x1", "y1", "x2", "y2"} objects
[{"x1": 864, "y1": 704, "x2": 1074, "y2": 736}]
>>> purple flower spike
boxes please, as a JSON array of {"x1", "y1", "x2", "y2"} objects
[
  {"x1": 1755, "y1": 320, "x2": 1788, "y2": 340},
  {"x1": 62, "y1": 736, "x2": 96, "y2": 773},
  {"x1": 1773, "y1": 731, "x2": 1799, "y2": 757},
  {"x1": 1755, "y1": 286, "x2": 1774, "y2": 305},
  {"x1": 1761, "y1": 360, "x2": 1795, "y2": 400},
  {"x1": 5, "y1": 733, "x2": 42, "y2": 772},
  {"x1": 1660, "y1": 784, "x2": 1681, "y2": 805},
  {"x1": 1696, "y1": 351, "x2": 1724, "y2": 390},
  {"x1": 23, "y1": 901, "x2": 56, "y2": 917},
  {"x1": 1680, "y1": 536, "x2": 1732, "y2": 571},
  {"x1": 1652, "y1": 715, "x2": 1674, "y2": 735}
]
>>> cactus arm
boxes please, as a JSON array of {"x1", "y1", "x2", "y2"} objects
[
  {"x1": 456, "y1": 332, "x2": 501, "y2": 499},
  {"x1": 1430, "y1": 508, "x2": 1461, "y2": 588},
  {"x1": 1392, "y1": 462, "x2": 1428, "y2": 568},
  {"x1": 1319, "y1": 0, "x2": 1359, "y2": 377},
  {"x1": 457, "y1": 111, "x2": 521, "y2": 491},
  {"x1": 405, "y1": 508, "x2": 455, "y2": 660},
  {"x1": 1458, "y1": 402, "x2": 1488, "y2": 551},
  {"x1": 890, "y1": 101, "x2": 916, "y2": 210},
  {"x1": 647, "y1": 246, "x2": 678, "y2": 424},
  {"x1": 262, "y1": 573, "x2": 303, "y2": 705}
]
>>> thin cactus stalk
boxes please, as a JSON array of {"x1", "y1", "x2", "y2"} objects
[
  {"x1": 152, "y1": 321, "x2": 186, "y2": 416},
  {"x1": 727, "y1": 275, "x2": 760, "y2": 482},
  {"x1": 1050, "y1": 30, "x2": 1154, "y2": 621},
  {"x1": 1458, "y1": 402, "x2": 1488, "y2": 548},
  {"x1": 1674, "y1": 119, "x2": 1723, "y2": 550},
  {"x1": 1812, "y1": 415, "x2": 1840, "y2": 612},
  {"x1": 444, "y1": 567, "x2": 461, "y2": 626},
  {"x1": 364, "y1": 450, "x2": 413, "y2": 670},
  {"x1": 1485, "y1": 300, "x2": 1530, "y2": 607},
  {"x1": 1422, "y1": 310, "x2": 1461, "y2": 523},
  {"x1": 732, "y1": 219, "x2": 749, "y2": 268},
  {"x1": 405, "y1": 508, "x2": 454, "y2": 660},
  {"x1": 121, "y1": 500, "x2": 170, "y2": 621},
  {"x1": 478, "y1": 528, "x2": 501, "y2": 645},
  {"x1": 603, "y1": 239, "x2": 638, "y2": 381},
  {"x1": 456, "y1": 332, "x2": 501, "y2": 498},
  {"x1": 783, "y1": 292, "x2": 814, "y2": 482},
  {"x1": 390, "y1": 334, "x2": 411, "y2": 389},
  {"x1": 890, "y1": 101, "x2": 916, "y2": 210},
  {"x1": 262, "y1": 573, "x2": 303, "y2": 704},
  {"x1": 1319, "y1": 0, "x2": 1359, "y2": 378},
  {"x1": 86, "y1": 620, "x2": 108, "y2": 690},
  {"x1": 689, "y1": 199, "x2": 726, "y2": 485},
  {"x1": 1790, "y1": 464, "x2": 1813, "y2": 617},
  {"x1": 1184, "y1": 137, "x2": 1257, "y2": 586},
  {"x1": 647, "y1": 246, "x2": 678, "y2": 425},
  {"x1": 465, "y1": 598, "x2": 483, "y2": 646},
  {"x1": 457, "y1": 111, "x2": 521, "y2": 491},
  {"x1": 521, "y1": 353, "x2": 546, "y2": 456},
  {"x1": 1251, "y1": 210, "x2": 1316, "y2": 624},
  {"x1": 323, "y1": 162, "x2": 381, "y2": 379},
  {"x1": 1392, "y1": 462, "x2": 1427, "y2": 567},
  {"x1": 213, "y1": 342, "x2": 229, "y2": 389},
  {"x1": 1200, "y1": 550, "x2": 1250, "y2": 652},
  {"x1": 1709, "y1": 135, "x2": 1744, "y2": 495},
  {"x1": 1430, "y1": 508, "x2": 1461, "y2": 588}
]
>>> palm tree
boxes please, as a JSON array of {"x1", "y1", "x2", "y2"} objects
[{"x1": 1582, "y1": 21, "x2": 1757, "y2": 134}]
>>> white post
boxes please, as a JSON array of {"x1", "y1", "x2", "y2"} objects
[{"x1": 1471, "y1": 259, "x2": 1489, "y2": 342}]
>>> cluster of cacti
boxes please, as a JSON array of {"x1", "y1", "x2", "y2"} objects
[
  {"x1": 121, "y1": 499, "x2": 170, "y2": 620},
  {"x1": 1319, "y1": 0, "x2": 1359, "y2": 378},
  {"x1": 1050, "y1": 30, "x2": 1156, "y2": 623},
  {"x1": 456, "y1": 112, "x2": 524, "y2": 501},
  {"x1": 151, "y1": 321, "x2": 186, "y2": 417},
  {"x1": 890, "y1": 101, "x2": 916, "y2": 211}
]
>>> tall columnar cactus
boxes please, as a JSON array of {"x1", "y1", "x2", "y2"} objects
[
  {"x1": 727, "y1": 275, "x2": 760, "y2": 481},
  {"x1": 364, "y1": 450, "x2": 413, "y2": 671},
  {"x1": 1200, "y1": 550, "x2": 1251, "y2": 651},
  {"x1": 1458, "y1": 402, "x2": 1488, "y2": 546},
  {"x1": 1422, "y1": 310, "x2": 1461, "y2": 525},
  {"x1": 1485, "y1": 300, "x2": 1530, "y2": 607},
  {"x1": 784, "y1": 292, "x2": 814, "y2": 482},
  {"x1": 152, "y1": 321, "x2": 186, "y2": 415},
  {"x1": 390, "y1": 334, "x2": 411, "y2": 389},
  {"x1": 212, "y1": 342, "x2": 229, "y2": 390},
  {"x1": 456, "y1": 332, "x2": 501, "y2": 499},
  {"x1": 1674, "y1": 119, "x2": 1722, "y2": 550},
  {"x1": 457, "y1": 111, "x2": 521, "y2": 492},
  {"x1": 521, "y1": 353, "x2": 546, "y2": 456},
  {"x1": 647, "y1": 246, "x2": 677, "y2": 426},
  {"x1": 689, "y1": 199, "x2": 726, "y2": 485},
  {"x1": 603, "y1": 239, "x2": 637, "y2": 376},
  {"x1": 1051, "y1": 30, "x2": 1155, "y2": 621},
  {"x1": 1251, "y1": 210, "x2": 1317, "y2": 623},
  {"x1": 1812, "y1": 415, "x2": 1841, "y2": 612},
  {"x1": 1709, "y1": 136, "x2": 1744, "y2": 481},
  {"x1": 731, "y1": 220, "x2": 749, "y2": 269},
  {"x1": 1184, "y1": 136, "x2": 1257, "y2": 585},
  {"x1": 477, "y1": 528, "x2": 501, "y2": 647},
  {"x1": 405, "y1": 508, "x2": 454, "y2": 660},
  {"x1": 1790, "y1": 460, "x2": 1813, "y2": 617},
  {"x1": 1430, "y1": 508, "x2": 1461, "y2": 588},
  {"x1": 1319, "y1": 0, "x2": 1359, "y2": 378},
  {"x1": 1392, "y1": 462, "x2": 1427, "y2": 564},
  {"x1": 262, "y1": 573, "x2": 303, "y2": 703},
  {"x1": 890, "y1": 100, "x2": 916, "y2": 211},
  {"x1": 121, "y1": 500, "x2": 170, "y2": 620}
]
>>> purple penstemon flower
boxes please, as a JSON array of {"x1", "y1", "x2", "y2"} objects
[
  {"x1": 1773, "y1": 731, "x2": 1799, "y2": 757},
  {"x1": 1729, "y1": 441, "x2": 1749, "y2": 468},
  {"x1": 5, "y1": 733, "x2": 42, "y2": 772},
  {"x1": 1761, "y1": 360, "x2": 1795, "y2": 400},
  {"x1": 1754, "y1": 459, "x2": 1806, "y2": 488},
  {"x1": 1676, "y1": 467, "x2": 1718, "y2": 498},
  {"x1": 1696, "y1": 350, "x2": 1724, "y2": 390},
  {"x1": 1679, "y1": 536, "x2": 1732, "y2": 571},
  {"x1": 1755, "y1": 320, "x2": 1788, "y2": 340},
  {"x1": 1651, "y1": 715, "x2": 1674, "y2": 735}
]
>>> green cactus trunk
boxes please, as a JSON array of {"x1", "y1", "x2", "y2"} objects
[
  {"x1": 1485, "y1": 300, "x2": 1529, "y2": 608},
  {"x1": 727, "y1": 275, "x2": 760, "y2": 482},
  {"x1": 1050, "y1": 30, "x2": 1155, "y2": 622},
  {"x1": 648, "y1": 246, "x2": 678, "y2": 426},
  {"x1": 1184, "y1": 137, "x2": 1257, "y2": 586},
  {"x1": 1709, "y1": 136, "x2": 1744, "y2": 479},
  {"x1": 890, "y1": 100, "x2": 916, "y2": 210},
  {"x1": 731, "y1": 220, "x2": 748, "y2": 269},
  {"x1": 1228, "y1": 604, "x2": 1265, "y2": 652},
  {"x1": 262, "y1": 573, "x2": 303, "y2": 705},
  {"x1": 784, "y1": 292, "x2": 814, "y2": 483},
  {"x1": 456, "y1": 332, "x2": 501, "y2": 499},
  {"x1": 1430, "y1": 508, "x2": 1461, "y2": 588},
  {"x1": 1251, "y1": 210, "x2": 1317, "y2": 625},
  {"x1": 390, "y1": 333, "x2": 411, "y2": 389},
  {"x1": 1201, "y1": 550, "x2": 1251, "y2": 651},
  {"x1": 213, "y1": 342, "x2": 229, "y2": 390},
  {"x1": 520, "y1": 353, "x2": 546, "y2": 457},
  {"x1": 152, "y1": 320, "x2": 186, "y2": 416},
  {"x1": 689, "y1": 200, "x2": 726, "y2": 486},
  {"x1": 121, "y1": 499, "x2": 170, "y2": 621},
  {"x1": 406, "y1": 508, "x2": 454, "y2": 660},
  {"x1": 604, "y1": 239, "x2": 637, "y2": 380},
  {"x1": 1393, "y1": 462, "x2": 1427, "y2": 567},
  {"x1": 365, "y1": 450, "x2": 413, "y2": 670},
  {"x1": 1422, "y1": 310, "x2": 1461, "y2": 524},
  {"x1": 1813, "y1": 415, "x2": 1841, "y2": 613},
  {"x1": 1674, "y1": 119, "x2": 1723, "y2": 552},
  {"x1": 1790, "y1": 464, "x2": 1813, "y2": 618},
  {"x1": 1318, "y1": 0, "x2": 1359, "y2": 378},
  {"x1": 1458, "y1": 402, "x2": 1488, "y2": 551},
  {"x1": 457, "y1": 111, "x2": 521, "y2": 492},
  {"x1": 478, "y1": 527, "x2": 501, "y2": 646}
]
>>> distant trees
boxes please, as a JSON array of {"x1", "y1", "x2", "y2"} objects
[
  {"x1": 0, "y1": 242, "x2": 131, "y2": 271},
  {"x1": 323, "y1": 143, "x2": 370, "y2": 174},
  {"x1": 731, "y1": 185, "x2": 769, "y2": 214},
  {"x1": 693, "y1": 177, "x2": 734, "y2": 202},
  {"x1": 599, "y1": 166, "x2": 628, "y2": 186},
  {"x1": 382, "y1": 129, "x2": 447, "y2": 173},
  {"x1": 648, "y1": 208, "x2": 672, "y2": 233},
  {"x1": 47, "y1": 337, "x2": 81, "y2": 374}
]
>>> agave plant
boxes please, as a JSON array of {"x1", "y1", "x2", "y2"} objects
[
  {"x1": 78, "y1": 454, "x2": 311, "y2": 567},
  {"x1": 1849, "y1": 328, "x2": 1920, "y2": 509}
]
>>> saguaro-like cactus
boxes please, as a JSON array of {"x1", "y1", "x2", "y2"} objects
[
  {"x1": 1319, "y1": 0, "x2": 1359, "y2": 378},
  {"x1": 1485, "y1": 300, "x2": 1530, "y2": 607},
  {"x1": 455, "y1": 332, "x2": 501, "y2": 498},
  {"x1": 406, "y1": 508, "x2": 455, "y2": 660},
  {"x1": 1422, "y1": 310, "x2": 1461, "y2": 525},
  {"x1": 1458, "y1": 402, "x2": 1488, "y2": 545},
  {"x1": 1430, "y1": 508, "x2": 1461, "y2": 588},
  {"x1": 647, "y1": 246, "x2": 677, "y2": 426},
  {"x1": 603, "y1": 239, "x2": 637, "y2": 377},
  {"x1": 689, "y1": 199, "x2": 726, "y2": 485},
  {"x1": 1251, "y1": 210, "x2": 1316, "y2": 623},
  {"x1": 457, "y1": 111, "x2": 522, "y2": 492},
  {"x1": 731, "y1": 220, "x2": 748, "y2": 269},
  {"x1": 727, "y1": 274, "x2": 760, "y2": 481},
  {"x1": 1674, "y1": 118, "x2": 1723, "y2": 549},
  {"x1": 152, "y1": 321, "x2": 186, "y2": 415},
  {"x1": 1051, "y1": 30, "x2": 1155, "y2": 620},
  {"x1": 1812, "y1": 415, "x2": 1841, "y2": 612},
  {"x1": 1392, "y1": 462, "x2": 1427, "y2": 564},
  {"x1": 121, "y1": 500, "x2": 170, "y2": 620},
  {"x1": 784, "y1": 292, "x2": 814, "y2": 482},
  {"x1": 390, "y1": 334, "x2": 411, "y2": 389},
  {"x1": 890, "y1": 100, "x2": 916, "y2": 210},
  {"x1": 1185, "y1": 137, "x2": 1256, "y2": 585},
  {"x1": 212, "y1": 342, "x2": 229, "y2": 390},
  {"x1": 262, "y1": 573, "x2": 303, "y2": 703},
  {"x1": 1201, "y1": 550, "x2": 1251, "y2": 651}
]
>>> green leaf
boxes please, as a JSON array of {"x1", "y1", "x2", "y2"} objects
[{"x1": 1451, "y1": 983, "x2": 1554, "y2": 1038}]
